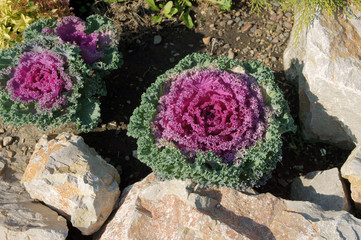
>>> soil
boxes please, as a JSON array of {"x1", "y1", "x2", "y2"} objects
[{"x1": 0, "y1": 0, "x2": 353, "y2": 239}]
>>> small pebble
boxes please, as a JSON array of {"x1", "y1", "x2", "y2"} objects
[
  {"x1": 21, "y1": 146, "x2": 28, "y2": 155},
  {"x1": 271, "y1": 56, "x2": 277, "y2": 62},
  {"x1": 238, "y1": 21, "x2": 244, "y2": 27},
  {"x1": 153, "y1": 35, "x2": 162, "y2": 45},
  {"x1": 227, "y1": 20, "x2": 233, "y2": 25},
  {"x1": 223, "y1": 43, "x2": 230, "y2": 49},
  {"x1": 7, "y1": 150, "x2": 15, "y2": 158},
  {"x1": 0, "y1": 161, "x2": 5, "y2": 174},
  {"x1": 0, "y1": 128, "x2": 5, "y2": 134},
  {"x1": 125, "y1": 155, "x2": 130, "y2": 161},
  {"x1": 202, "y1": 36, "x2": 211, "y2": 45},
  {"x1": 227, "y1": 49, "x2": 235, "y2": 59},
  {"x1": 294, "y1": 165, "x2": 304, "y2": 171},
  {"x1": 132, "y1": 150, "x2": 138, "y2": 159},
  {"x1": 3, "y1": 136, "x2": 13, "y2": 147},
  {"x1": 284, "y1": 21, "x2": 293, "y2": 29},
  {"x1": 241, "y1": 23, "x2": 253, "y2": 32},
  {"x1": 272, "y1": 38, "x2": 279, "y2": 43},
  {"x1": 285, "y1": 12, "x2": 293, "y2": 18}
]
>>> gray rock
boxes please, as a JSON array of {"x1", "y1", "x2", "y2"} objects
[
  {"x1": 341, "y1": 144, "x2": 361, "y2": 210},
  {"x1": 21, "y1": 133, "x2": 121, "y2": 235},
  {"x1": 284, "y1": 7, "x2": 361, "y2": 149},
  {"x1": 291, "y1": 168, "x2": 351, "y2": 211},
  {"x1": 0, "y1": 179, "x2": 68, "y2": 240}
]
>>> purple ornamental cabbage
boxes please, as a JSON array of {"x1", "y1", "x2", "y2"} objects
[
  {"x1": 56, "y1": 16, "x2": 105, "y2": 64},
  {"x1": 7, "y1": 50, "x2": 73, "y2": 111},
  {"x1": 152, "y1": 68, "x2": 268, "y2": 163}
]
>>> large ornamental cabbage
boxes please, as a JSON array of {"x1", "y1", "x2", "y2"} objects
[
  {"x1": 128, "y1": 53, "x2": 295, "y2": 189},
  {"x1": 0, "y1": 15, "x2": 122, "y2": 131}
]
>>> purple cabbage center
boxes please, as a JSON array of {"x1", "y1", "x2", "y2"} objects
[
  {"x1": 7, "y1": 51, "x2": 73, "y2": 111},
  {"x1": 152, "y1": 68, "x2": 268, "y2": 163}
]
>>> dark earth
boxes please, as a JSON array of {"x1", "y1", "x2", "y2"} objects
[{"x1": 63, "y1": 0, "x2": 352, "y2": 238}]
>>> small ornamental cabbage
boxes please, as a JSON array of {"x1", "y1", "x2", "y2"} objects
[
  {"x1": 0, "y1": 15, "x2": 122, "y2": 131},
  {"x1": 128, "y1": 53, "x2": 296, "y2": 189}
]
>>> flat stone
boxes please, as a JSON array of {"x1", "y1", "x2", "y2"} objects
[
  {"x1": 291, "y1": 168, "x2": 351, "y2": 211},
  {"x1": 341, "y1": 144, "x2": 361, "y2": 210},
  {"x1": 0, "y1": 179, "x2": 68, "y2": 240},
  {"x1": 98, "y1": 173, "x2": 361, "y2": 240},
  {"x1": 21, "y1": 133, "x2": 121, "y2": 235}
]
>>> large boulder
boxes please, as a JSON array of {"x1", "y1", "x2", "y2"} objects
[
  {"x1": 341, "y1": 144, "x2": 361, "y2": 210},
  {"x1": 21, "y1": 133, "x2": 121, "y2": 235},
  {"x1": 0, "y1": 176, "x2": 68, "y2": 240},
  {"x1": 97, "y1": 173, "x2": 361, "y2": 240},
  {"x1": 283, "y1": 8, "x2": 361, "y2": 149},
  {"x1": 291, "y1": 168, "x2": 351, "y2": 211}
]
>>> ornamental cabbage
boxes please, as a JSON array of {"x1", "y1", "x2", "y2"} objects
[
  {"x1": 128, "y1": 53, "x2": 296, "y2": 189},
  {"x1": 23, "y1": 14, "x2": 121, "y2": 75},
  {"x1": 0, "y1": 15, "x2": 122, "y2": 132}
]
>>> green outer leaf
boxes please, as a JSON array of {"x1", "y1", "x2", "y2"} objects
[
  {"x1": 181, "y1": 10, "x2": 194, "y2": 29},
  {"x1": 151, "y1": 15, "x2": 163, "y2": 23},
  {"x1": 208, "y1": 0, "x2": 232, "y2": 10},
  {"x1": 145, "y1": 0, "x2": 160, "y2": 11},
  {"x1": 163, "y1": 1, "x2": 173, "y2": 15},
  {"x1": 22, "y1": 18, "x2": 57, "y2": 42},
  {"x1": 128, "y1": 53, "x2": 295, "y2": 190}
]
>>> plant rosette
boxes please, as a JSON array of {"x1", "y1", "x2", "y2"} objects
[
  {"x1": 128, "y1": 53, "x2": 295, "y2": 189},
  {"x1": 0, "y1": 15, "x2": 122, "y2": 132}
]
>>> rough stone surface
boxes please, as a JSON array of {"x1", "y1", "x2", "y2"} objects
[
  {"x1": 21, "y1": 133, "x2": 121, "y2": 235},
  {"x1": 341, "y1": 144, "x2": 361, "y2": 210},
  {"x1": 0, "y1": 178, "x2": 68, "y2": 240},
  {"x1": 291, "y1": 168, "x2": 350, "y2": 211},
  {"x1": 97, "y1": 173, "x2": 361, "y2": 240},
  {"x1": 284, "y1": 8, "x2": 361, "y2": 149}
]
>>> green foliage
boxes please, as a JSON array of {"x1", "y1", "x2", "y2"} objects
[
  {"x1": 145, "y1": 0, "x2": 231, "y2": 28},
  {"x1": 128, "y1": 53, "x2": 295, "y2": 190},
  {"x1": 0, "y1": 0, "x2": 72, "y2": 50},
  {"x1": 250, "y1": 0, "x2": 361, "y2": 38}
]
